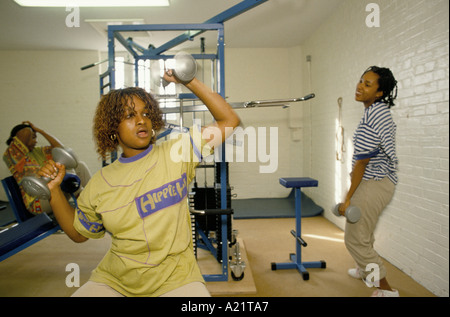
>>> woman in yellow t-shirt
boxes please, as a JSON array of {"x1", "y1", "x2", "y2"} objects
[{"x1": 39, "y1": 71, "x2": 240, "y2": 297}]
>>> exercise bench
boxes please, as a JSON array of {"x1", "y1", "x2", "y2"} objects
[
  {"x1": 0, "y1": 213, "x2": 60, "y2": 262},
  {"x1": 1, "y1": 176, "x2": 60, "y2": 262},
  {"x1": 271, "y1": 177, "x2": 326, "y2": 280}
]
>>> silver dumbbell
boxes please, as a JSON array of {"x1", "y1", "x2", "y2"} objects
[
  {"x1": 159, "y1": 51, "x2": 198, "y2": 86},
  {"x1": 172, "y1": 51, "x2": 197, "y2": 83},
  {"x1": 22, "y1": 147, "x2": 78, "y2": 200},
  {"x1": 332, "y1": 203, "x2": 361, "y2": 223}
]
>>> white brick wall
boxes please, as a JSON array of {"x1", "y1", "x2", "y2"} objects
[
  {"x1": 300, "y1": 0, "x2": 449, "y2": 296},
  {"x1": 225, "y1": 48, "x2": 295, "y2": 199}
]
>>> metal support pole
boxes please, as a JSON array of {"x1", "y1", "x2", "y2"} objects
[{"x1": 107, "y1": 28, "x2": 116, "y2": 90}]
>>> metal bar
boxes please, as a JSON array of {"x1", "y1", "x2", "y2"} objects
[
  {"x1": 217, "y1": 27, "x2": 225, "y2": 97},
  {"x1": 134, "y1": 53, "x2": 216, "y2": 61},
  {"x1": 203, "y1": 274, "x2": 228, "y2": 282},
  {"x1": 0, "y1": 226, "x2": 60, "y2": 262},
  {"x1": 204, "y1": 0, "x2": 268, "y2": 24},
  {"x1": 156, "y1": 97, "x2": 312, "y2": 109},
  {"x1": 99, "y1": 70, "x2": 110, "y2": 93},
  {"x1": 294, "y1": 188, "x2": 302, "y2": 265},
  {"x1": 149, "y1": 0, "x2": 268, "y2": 55},
  {"x1": 152, "y1": 29, "x2": 200, "y2": 55},
  {"x1": 100, "y1": 82, "x2": 110, "y2": 90},
  {"x1": 113, "y1": 31, "x2": 139, "y2": 59},
  {"x1": 290, "y1": 230, "x2": 307, "y2": 247},
  {"x1": 108, "y1": 23, "x2": 224, "y2": 57},
  {"x1": 108, "y1": 23, "x2": 223, "y2": 32},
  {"x1": 244, "y1": 93, "x2": 315, "y2": 107},
  {"x1": 134, "y1": 59, "x2": 139, "y2": 87},
  {"x1": 80, "y1": 59, "x2": 107, "y2": 71},
  {"x1": 159, "y1": 105, "x2": 208, "y2": 114},
  {"x1": 149, "y1": 24, "x2": 223, "y2": 56},
  {"x1": 195, "y1": 209, "x2": 233, "y2": 215},
  {"x1": 126, "y1": 38, "x2": 146, "y2": 54},
  {"x1": 216, "y1": 24, "x2": 228, "y2": 280},
  {"x1": 107, "y1": 27, "x2": 116, "y2": 90},
  {"x1": 196, "y1": 226, "x2": 217, "y2": 259},
  {"x1": 211, "y1": 59, "x2": 216, "y2": 92},
  {"x1": 158, "y1": 102, "x2": 290, "y2": 114}
]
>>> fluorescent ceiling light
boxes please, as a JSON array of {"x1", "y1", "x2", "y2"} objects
[
  {"x1": 85, "y1": 19, "x2": 146, "y2": 24},
  {"x1": 14, "y1": 0, "x2": 169, "y2": 7}
]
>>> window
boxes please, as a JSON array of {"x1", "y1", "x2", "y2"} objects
[
  {"x1": 113, "y1": 57, "x2": 179, "y2": 122},
  {"x1": 115, "y1": 56, "x2": 125, "y2": 89}
]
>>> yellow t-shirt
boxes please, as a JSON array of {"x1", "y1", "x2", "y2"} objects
[{"x1": 74, "y1": 126, "x2": 212, "y2": 296}]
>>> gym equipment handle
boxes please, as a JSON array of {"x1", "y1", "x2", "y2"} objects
[
  {"x1": 301, "y1": 93, "x2": 315, "y2": 101},
  {"x1": 190, "y1": 208, "x2": 233, "y2": 216},
  {"x1": 244, "y1": 93, "x2": 315, "y2": 107},
  {"x1": 291, "y1": 230, "x2": 307, "y2": 247},
  {"x1": 81, "y1": 59, "x2": 107, "y2": 71}
]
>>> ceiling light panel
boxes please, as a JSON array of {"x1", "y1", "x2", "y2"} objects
[{"x1": 14, "y1": 0, "x2": 169, "y2": 7}]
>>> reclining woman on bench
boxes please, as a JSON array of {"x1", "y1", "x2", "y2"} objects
[
  {"x1": 37, "y1": 71, "x2": 240, "y2": 297},
  {"x1": 3, "y1": 121, "x2": 91, "y2": 216}
]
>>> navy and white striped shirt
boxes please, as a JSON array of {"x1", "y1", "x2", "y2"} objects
[{"x1": 352, "y1": 102, "x2": 398, "y2": 184}]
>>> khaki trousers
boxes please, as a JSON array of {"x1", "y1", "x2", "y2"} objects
[
  {"x1": 344, "y1": 177, "x2": 395, "y2": 281},
  {"x1": 71, "y1": 281, "x2": 210, "y2": 297}
]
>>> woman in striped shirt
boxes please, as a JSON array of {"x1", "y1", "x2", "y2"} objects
[{"x1": 340, "y1": 66, "x2": 399, "y2": 297}]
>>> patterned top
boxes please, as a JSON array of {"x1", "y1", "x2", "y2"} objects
[{"x1": 3, "y1": 136, "x2": 52, "y2": 213}]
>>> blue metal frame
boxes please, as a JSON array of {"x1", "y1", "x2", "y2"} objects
[
  {"x1": 0, "y1": 224, "x2": 60, "y2": 262},
  {"x1": 2, "y1": 177, "x2": 33, "y2": 223},
  {"x1": 99, "y1": 0, "x2": 268, "y2": 282},
  {"x1": 1, "y1": 177, "x2": 61, "y2": 262},
  {"x1": 101, "y1": 0, "x2": 269, "y2": 94}
]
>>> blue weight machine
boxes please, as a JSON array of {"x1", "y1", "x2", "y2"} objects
[{"x1": 97, "y1": 0, "x2": 268, "y2": 282}]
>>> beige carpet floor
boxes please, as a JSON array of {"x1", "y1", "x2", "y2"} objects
[
  {"x1": 0, "y1": 216, "x2": 435, "y2": 297},
  {"x1": 231, "y1": 217, "x2": 435, "y2": 297}
]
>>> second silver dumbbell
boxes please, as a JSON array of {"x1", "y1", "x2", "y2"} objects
[{"x1": 332, "y1": 203, "x2": 361, "y2": 223}]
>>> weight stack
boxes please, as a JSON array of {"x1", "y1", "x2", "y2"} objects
[
  {"x1": 190, "y1": 162, "x2": 232, "y2": 263},
  {"x1": 214, "y1": 162, "x2": 232, "y2": 263}
]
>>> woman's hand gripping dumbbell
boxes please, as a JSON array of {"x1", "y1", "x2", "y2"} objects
[
  {"x1": 332, "y1": 203, "x2": 361, "y2": 223},
  {"x1": 159, "y1": 51, "x2": 198, "y2": 86},
  {"x1": 22, "y1": 147, "x2": 78, "y2": 200}
]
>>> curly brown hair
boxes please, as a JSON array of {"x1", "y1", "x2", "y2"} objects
[{"x1": 93, "y1": 87, "x2": 164, "y2": 159}]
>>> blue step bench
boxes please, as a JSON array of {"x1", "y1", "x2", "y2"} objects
[
  {"x1": 271, "y1": 177, "x2": 326, "y2": 280},
  {"x1": 0, "y1": 213, "x2": 60, "y2": 262}
]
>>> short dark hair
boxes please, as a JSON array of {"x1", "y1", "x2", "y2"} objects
[
  {"x1": 6, "y1": 123, "x2": 32, "y2": 146},
  {"x1": 363, "y1": 66, "x2": 398, "y2": 108}
]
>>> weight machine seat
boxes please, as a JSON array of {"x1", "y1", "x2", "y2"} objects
[
  {"x1": 0, "y1": 213, "x2": 59, "y2": 262},
  {"x1": 272, "y1": 177, "x2": 325, "y2": 280},
  {"x1": 2, "y1": 175, "x2": 80, "y2": 223},
  {"x1": 2, "y1": 176, "x2": 35, "y2": 223},
  {"x1": 1, "y1": 176, "x2": 60, "y2": 262},
  {"x1": 279, "y1": 177, "x2": 318, "y2": 189}
]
